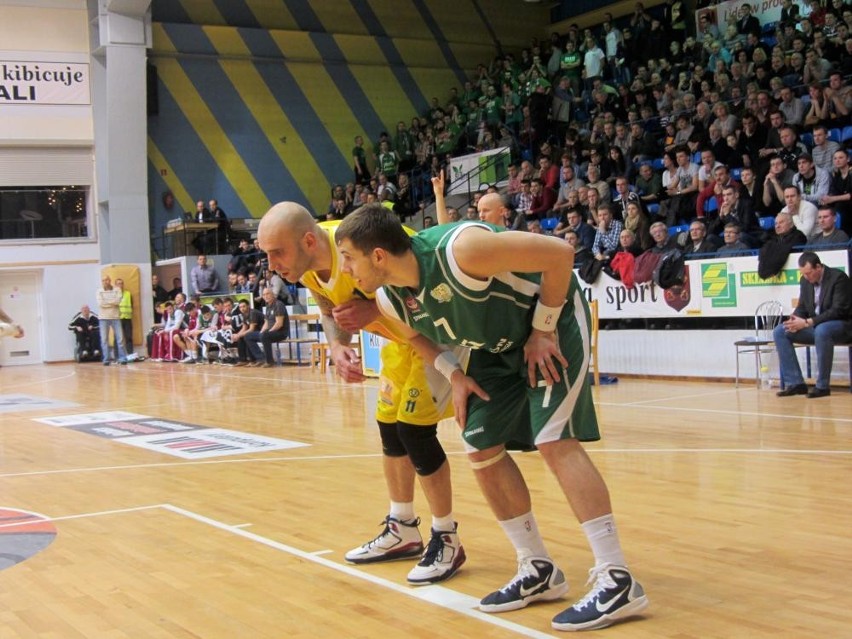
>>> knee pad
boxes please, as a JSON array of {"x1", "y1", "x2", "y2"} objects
[
  {"x1": 378, "y1": 421, "x2": 407, "y2": 458},
  {"x1": 396, "y1": 421, "x2": 446, "y2": 476}
]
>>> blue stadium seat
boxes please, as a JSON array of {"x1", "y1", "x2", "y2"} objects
[
  {"x1": 668, "y1": 224, "x2": 689, "y2": 237},
  {"x1": 647, "y1": 203, "x2": 660, "y2": 216},
  {"x1": 652, "y1": 157, "x2": 665, "y2": 171},
  {"x1": 731, "y1": 168, "x2": 742, "y2": 180},
  {"x1": 704, "y1": 196, "x2": 718, "y2": 214},
  {"x1": 828, "y1": 128, "x2": 842, "y2": 143},
  {"x1": 692, "y1": 152, "x2": 701, "y2": 164},
  {"x1": 801, "y1": 132, "x2": 814, "y2": 149},
  {"x1": 540, "y1": 217, "x2": 558, "y2": 233},
  {"x1": 759, "y1": 216, "x2": 775, "y2": 231},
  {"x1": 800, "y1": 94, "x2": 811, "y2": 108},
  {"x1": 843, "y1": 126, "x2": 852, "y2": 143}
]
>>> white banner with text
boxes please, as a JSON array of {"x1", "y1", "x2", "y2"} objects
[
  {"x1": 580, "y1": 250, "x2": 848, "y2": 319},
  {"x1": 0, "y1": 60, "x2": 90, "y2": 105}
]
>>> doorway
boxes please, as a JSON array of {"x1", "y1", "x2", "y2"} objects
[{"x1": 0, "y1": 270, "x2": 42, "y2": 365}]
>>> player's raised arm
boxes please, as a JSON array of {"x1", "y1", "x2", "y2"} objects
[{"x1": 432, "y1": 171, "x2": 450, "y2": 225}]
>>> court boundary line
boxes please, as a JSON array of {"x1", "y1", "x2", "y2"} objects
[
  {"x1": 597, "y1": 400, "x2": 852, "y2": 423},
  {"x1": 2, "y1": 445, "x2": 851, "y2": 480},
  {"x1": 161, "y1": 503, "x2": 560, "y2": 639},
  {"x1": 0, "y1": 502, "x2": 560, "y2": 639}
]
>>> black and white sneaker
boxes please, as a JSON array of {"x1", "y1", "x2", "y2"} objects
[
  {"x1": 551, "y1": 563, "x2": 648, "y2": 631},
  {"x1": 479, "y1": 556, "x2": 569, "y2": 613},
  {"x1": 344, "y1": 516, "x2": 423, "y2": 564},
  {"x1": 407, "y1": 525, "x2": 466, "y2": 585}
]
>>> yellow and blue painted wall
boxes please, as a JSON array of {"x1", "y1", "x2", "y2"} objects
[{"x1": 147, "y1": 0, "x2": 548, "y2": 229}]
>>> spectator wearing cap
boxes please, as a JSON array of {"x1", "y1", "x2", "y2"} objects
[{"x1": 792, "y1": 153, "x2": 830, "y2": 206}]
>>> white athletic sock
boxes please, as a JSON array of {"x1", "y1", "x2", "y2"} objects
[
  {"x1": 499, "y1": 511, "x2": 549, "y2": 559},
  {"x1": 582, "y1": 514, "x2": 626, "y2": 568},
  {"x1": 431, "y1": 513, "x2": 455, "y2": 532},
  {"x1": 389, "y1": 501, "x2": 416, "y2": 522}
]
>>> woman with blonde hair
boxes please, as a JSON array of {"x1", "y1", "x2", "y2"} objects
[{"x1": 623, "y1": 201, "x2": 653, "y2": 250}]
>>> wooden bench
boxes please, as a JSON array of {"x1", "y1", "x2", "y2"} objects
[{"x1": 273, "y1": 314, "x2": 320, "y2": 365}]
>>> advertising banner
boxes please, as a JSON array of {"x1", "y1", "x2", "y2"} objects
[
  {"x1": 581, "y1": 250, "x2": 848, "y2": 319},
  {"x1": 0, "y1": 60, "x2": 90, "y2": 105},
  {"x1": 695, "y1": 0, "x2": 806, "y2": 36},
  {"x1": 448, "y1": 147, "x2": 510, "y2": 195}
]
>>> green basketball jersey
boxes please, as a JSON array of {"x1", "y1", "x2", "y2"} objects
[{"x1": 377, "y1": 222, "x2": 580, "y2": 354}]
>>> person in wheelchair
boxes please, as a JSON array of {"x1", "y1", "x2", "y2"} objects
[{"x1": 68, "y1": 305, "x2": 101, "y2": 361}]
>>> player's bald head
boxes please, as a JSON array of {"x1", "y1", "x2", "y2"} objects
[
  {"x1": 477, "y1": 192, "x2": 509, "y2": 226},
  {"x1": 258, "y1": 201, "x2": 317, "y2": 246}
]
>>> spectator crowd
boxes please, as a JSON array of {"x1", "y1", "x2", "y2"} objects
[{"x1": 323, "y1": 0, "x2": 850, "y2": 288}]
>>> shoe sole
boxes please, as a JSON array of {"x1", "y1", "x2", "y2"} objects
[
  {"x1": 344, "y1": 544, "x2": 424, "y2": 565},
  {"x1": 551, "y1": 594, "x2": 649, "y2": 631},
  {"x1": 480, "y1": 579, "x2": 570, "y2": 613},
  {"x1": 407, "y1": 546, "x2": 467, "y2": 586}
]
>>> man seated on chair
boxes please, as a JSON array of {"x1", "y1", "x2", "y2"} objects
[
  {"x1": 774, "y1": 251, "x2": 852, "y2": 398},
  {"x1": 244, "y1": 287, "x2": 289, "y2": 367},
  {"x1": 68, "y1": 304, "x2": 101, "y2": 360}
]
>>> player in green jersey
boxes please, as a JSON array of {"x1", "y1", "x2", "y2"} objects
[{"x1": 335, "y1": 206, "x2": 648, "y2": 632}]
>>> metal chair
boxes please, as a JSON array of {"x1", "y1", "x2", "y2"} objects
[{"x1": 734, "y1": 300, "x2": 784, "y2": 387}]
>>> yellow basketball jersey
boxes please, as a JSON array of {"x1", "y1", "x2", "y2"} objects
[{"x1": 300, "y1": 220, "x2": 412, "y2": 343}]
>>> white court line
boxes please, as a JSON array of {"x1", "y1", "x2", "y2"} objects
[
  {"x1": 0, "y1": 370, "x2": 78, "y2": 392},
  {"x1": 593, "y1": 448, "x2": 852, "y2": 454},
  {"x1": 232, "y1": 523, "x2": 253, "y2": 528},
  {"x1": 0, "y1": 502, "x2": 560, "y2": 637},
  {"x1": 310, "y1": 549, "x2": 333, "y2": 556},
  {"x1": 615, "y1": 388, "x2": 739, "y2": 405},
  {"x1": 0, "y1": 452, "x2": 400, "y2": 479},
  {"x1": 596, "y1": 401, "x2": 852, "y2": 424},
  {"x1": 4, "y1": 443, "x2": 852, "y2": 481},
  {"x1": 0, "y1": 504, "x2": 163, "y2": 530},
  {"x1": 160, "y1": 504, "x2": 559, "y2": 639}
]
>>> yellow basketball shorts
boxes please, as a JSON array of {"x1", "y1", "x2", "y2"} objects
[{"x1": 375, "y1": 341, "x2": 451, "y2": 426}]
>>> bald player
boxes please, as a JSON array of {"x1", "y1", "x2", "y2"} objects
[
  {"x1": 434, "y1": 172, "x2": 510, "y2": 227},
  {"x1": 256, "y1": 203, "x2": 466, "y2": 586}
]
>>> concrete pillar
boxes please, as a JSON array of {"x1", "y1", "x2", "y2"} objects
[{"x1": 89, "y1": 0, "x2": 152, "y2": 265}]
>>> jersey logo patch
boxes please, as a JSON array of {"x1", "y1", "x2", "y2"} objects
[{"x1": 430, "y1": 283, "x2": 453, "y2": 303}]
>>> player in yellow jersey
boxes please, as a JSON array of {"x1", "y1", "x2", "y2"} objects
[{"x1": 257, "y1": 203, "x2": 465, "y2": 585}]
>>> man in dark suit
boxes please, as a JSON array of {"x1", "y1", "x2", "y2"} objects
[
  {"x1": 736, "y1": 3, "x2": 762, "y2": 38},
  {"x1": 774, "y1": 252, "x2": 852, "y2": 398},
  {"x1": 707, "y1": 183, "x2": 759, "y2": 246}
]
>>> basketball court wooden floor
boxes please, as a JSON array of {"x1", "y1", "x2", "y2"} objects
[{"x1": 0, "y1": 362, "x2": 849, "y2": 638}]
